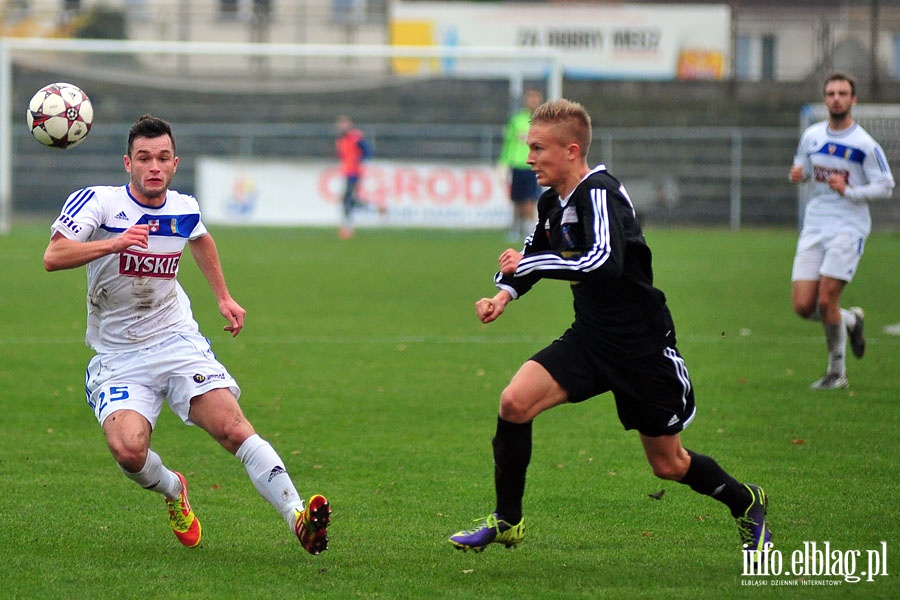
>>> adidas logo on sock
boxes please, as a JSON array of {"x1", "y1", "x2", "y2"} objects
[{"x1": 267, "y1": 465, "x2": 286, "y2": 482}]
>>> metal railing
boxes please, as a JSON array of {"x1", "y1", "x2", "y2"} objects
[{"x1": 11, "y1": 122, "x2": 845, "y2": 230}]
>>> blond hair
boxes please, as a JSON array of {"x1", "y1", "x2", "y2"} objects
[{"x1": 530, "y1": 98, "x2": 592, "y2": 158}]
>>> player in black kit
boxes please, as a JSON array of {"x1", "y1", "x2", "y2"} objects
[{"x1": 449, "y1": 98, "x2": 772, "y2": 561}]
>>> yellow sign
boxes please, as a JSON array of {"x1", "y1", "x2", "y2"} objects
[
  {"x1": 390, "y1": 21, "x2": 438, "y2": 74},
  {"x1": 677, "y1": 50, "x2": 725, "y2": 80}
]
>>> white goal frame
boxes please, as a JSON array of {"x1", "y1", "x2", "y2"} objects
[{"x1": 0, "y1": 37, "x2": 564, "y2": 233}]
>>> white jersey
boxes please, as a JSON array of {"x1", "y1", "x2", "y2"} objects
[
  {"x1": 793, "y1": 120, "x2": 895, "y2": 236},
  {"x1": 50, "y1": 184, "x2": 209, "y2": 353}
]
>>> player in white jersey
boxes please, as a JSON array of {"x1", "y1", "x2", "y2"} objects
[
  {"x1": 789, "y1": 73, "x2": 895, "y2": 390},
  {"x1": 43, "y1": 114, "x2": 331, "y2": 553}
]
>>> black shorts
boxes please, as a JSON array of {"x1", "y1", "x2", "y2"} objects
[
  {"x1": 530, "y1": 331, "x2": 697, "y2": 437},
  {"x1": 509, "y1": 168, "x2": 541, "y2": 203}
]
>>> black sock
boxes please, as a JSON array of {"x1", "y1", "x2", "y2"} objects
[
  {"x1": 679, "y1": 450, "x2": 752, "y2": 517},
  {"x1": 492, "y1": 416, "x2": 532, "y2": 524}
]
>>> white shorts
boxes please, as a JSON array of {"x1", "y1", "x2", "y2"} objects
[
  {"x1": 84, "y1": 332, "x2": 241, "y2": 429},
  {"x1": 791, "y1": 228, "x2": 865, "y2": 283}
]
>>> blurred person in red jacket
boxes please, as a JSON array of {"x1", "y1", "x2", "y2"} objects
[{"x1": 335, "y1": 115, "x2": 375, "y2": 238}]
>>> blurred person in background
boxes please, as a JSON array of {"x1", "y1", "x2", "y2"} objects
[
  {"x1": 789, "y1": 72, "x2": 895, "y2": 390},
  {"x1": 449, "y1": 98, "x2": 771, "y2": 561},
  {"x1": 335, "y1": 114, "x2": 375, "y2": 239},
  {"x1": 499, "y1": 88, "x2": 544, "y2": 241},
  {"x1": 43, "y1": 114, "x2": 331, "y2": 554}
]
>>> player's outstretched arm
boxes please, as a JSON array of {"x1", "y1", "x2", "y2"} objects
[
  {"x1": 43, "y1": 224, "x2": 149, "y2": 272},
  {"x1": 189, "y1": 233, "x2": 246, "y2": 337}
]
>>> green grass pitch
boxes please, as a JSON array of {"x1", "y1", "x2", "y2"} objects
[{"x1": 1, "y1": 224, "x2": 897, "y2": 599}]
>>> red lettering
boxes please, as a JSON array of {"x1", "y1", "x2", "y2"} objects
[
  {"x1": 394, "y1": 168, "x2": 422, "y2": 203},
  {"x1": 463, "y1": 170, "x2": 492, "y2": 205},
  {"x1": 119, "y1": 250, "x2": 181, "y2": 279},
  {"x1": 318, "y1": 167, "x2": 343, "y2": 205},
  {"x1": 361, "y1": 166, "x2": 389, "y2": 205},
  {"x1": 316, "y1": 164, "x2": 504, "y2": 209},
  {"x1": 426, "y1": 169, "x2": 457, "y2": 205},
  {"x1": 813, "y1": 165, "x2": 850, "y2": 184}
]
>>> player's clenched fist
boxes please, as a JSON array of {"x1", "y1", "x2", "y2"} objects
[
  {"x1": 118, "y1": 224, "x2": 150, "y2": 251},
  {"x1": 475, "y1": 290, "x2": 512, "y2": 324},
  {"x1": 498, "y1": 248, "x2": 523, "y2": 275}
]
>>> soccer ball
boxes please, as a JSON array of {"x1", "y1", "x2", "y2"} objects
[{"x1": 26, "y1": 82, "x2": 94, "y2": 149}]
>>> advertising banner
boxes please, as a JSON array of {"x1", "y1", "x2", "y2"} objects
[
  {"x1": 390, "y1": 2, "x2": 730, "y2": 80},
  {"x1": 197, "y1": 158, "x2": 513, "y2": 228}
]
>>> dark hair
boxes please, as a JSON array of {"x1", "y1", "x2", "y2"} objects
[
  {"x1": 127, "y1": 114, "x2": 175, "y2": 156},
  {"x1": 823, "y1": 72, "x2": 856, "y2": 97}
]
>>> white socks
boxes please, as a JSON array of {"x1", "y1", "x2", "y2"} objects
[
  {"x1": 121, "y1": 449, "x2": 182, "y2": 500},
  {"x1": 236, "y1": 434, "x2": 303, "y2": 525},
  {"x1": 824, "y1": 321, "x2": 847, "y2": 376},
  {"x1": 822, "y1": 308, "x2": 860, "y2": 376},
  {"x1": 121, "y1": 436, "x2": 304, "y2": 527},
  {"x1": 809, "y1": 306, "x2": 859, "y2": 376},
  {"x1": 840, "y1": 307, "x2": 859, "y2": 332}
]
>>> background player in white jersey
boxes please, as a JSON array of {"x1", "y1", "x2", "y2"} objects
[
  {"x1": 789, "y1": 72, "x2": 895, "y2": 390},
  {"x1": 43, "y1": 114, "x2": 331, "y2": 553}
]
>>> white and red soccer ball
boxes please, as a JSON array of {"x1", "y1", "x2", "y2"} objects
[{"x1": 27, "y1": 82, "x2": 93, "y2": 149}]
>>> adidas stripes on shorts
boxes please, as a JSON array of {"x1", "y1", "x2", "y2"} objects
[{"x1": 530, "y1": 331, "x2": 697, "y2": 437}]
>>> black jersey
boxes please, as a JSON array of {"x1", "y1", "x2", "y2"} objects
[{"x1": 495, "y1": 166, "x2": 676, "y2": 359}]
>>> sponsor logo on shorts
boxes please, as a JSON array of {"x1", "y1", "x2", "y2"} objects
[{"x1": 192, "y1": 372, "x2": 228, "y2": 385}]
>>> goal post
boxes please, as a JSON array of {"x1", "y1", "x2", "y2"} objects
[{"x1": 0, "y1": 37, "x2": 564, "y2": 233}]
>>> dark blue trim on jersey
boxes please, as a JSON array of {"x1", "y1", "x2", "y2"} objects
[
  {"x1": 138, "y1": 213, "x2": 200, "y2": 237},
  {"x1": 62, "y1": 188, "x2": 95, "y2": 218},
  {"x1": 100, "y1": 213, "x2": 199, "y2": 237},
  {"x1": 126, "y1": 184, "x2": 170, "y2": 210},
  {"x1": 813, "y1": 143, "x2": 865, "y2": 165}
]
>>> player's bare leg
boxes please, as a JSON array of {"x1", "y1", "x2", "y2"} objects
[
  {"x1": 793, "y1": 278, "x2": 850, "y2": 389},
  {"x1": 190, "y1": 389, "x2": 330, "y2": 553},
  {"x1": 104, "y1": 410, "x2": 202, "y2": 546}
]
